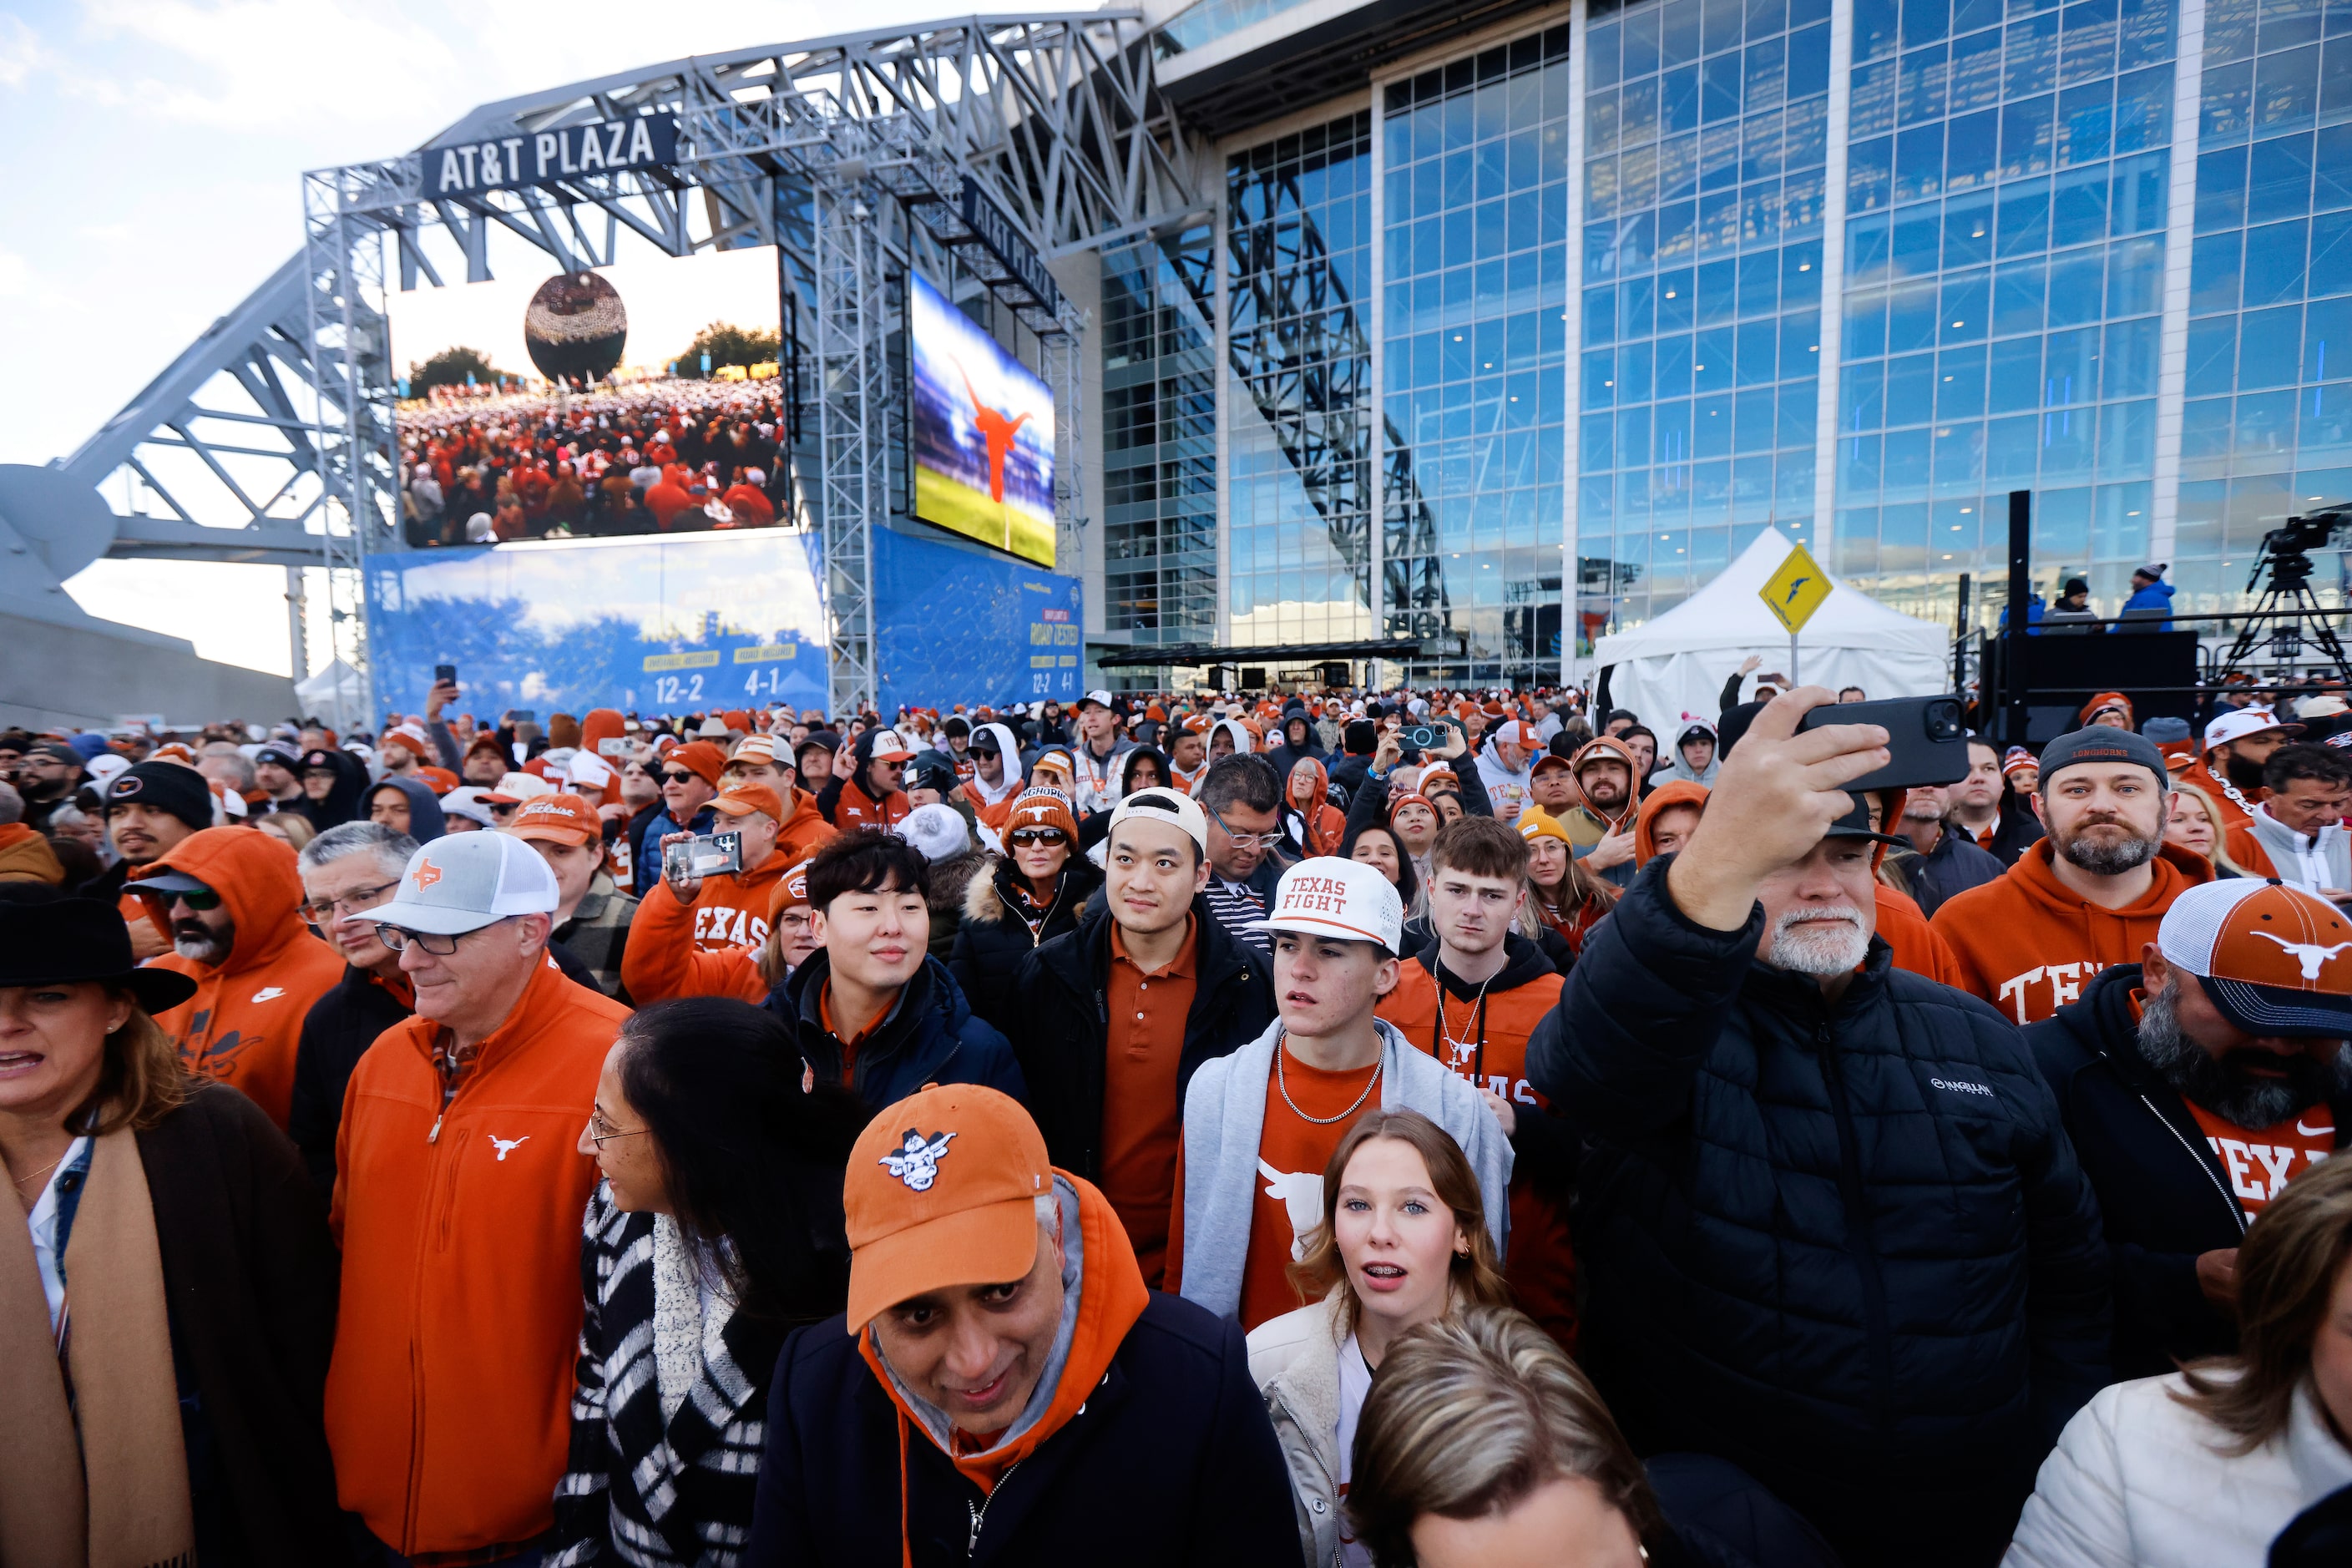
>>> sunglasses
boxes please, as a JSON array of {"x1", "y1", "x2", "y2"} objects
[
  {"x1": 661, "y1": 769, "x2": 700, "y2": 785},
  {"x1": 154, "y1": 888, "x2": 223, "y2": 912},
  {"x1": 1009, "y1": 828, "x2": 1068, "y2": 847}
]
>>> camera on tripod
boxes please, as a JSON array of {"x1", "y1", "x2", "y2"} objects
[{"x1": 2246, "y1": 510, "x2": 2346, "y2": 594}]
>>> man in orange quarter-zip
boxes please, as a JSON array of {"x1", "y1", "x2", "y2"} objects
[{"x1": 326, "y1": 828, "x2": 630, "y2": 1564}]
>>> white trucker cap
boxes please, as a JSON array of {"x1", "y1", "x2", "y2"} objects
[
  {"x1": 1108, "y1": 787, "x2": 1211, "y2": 853},
  {"x1": 353, "y1": 831, "x2": 560, "y2": 937},
  {"x1": 1254, "y1": 855, "x2": 1404, "y2": 956}
]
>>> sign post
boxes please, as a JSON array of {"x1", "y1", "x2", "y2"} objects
[{"x1": 1758, "y1": 544, "x2": 1832, "y2": 684}]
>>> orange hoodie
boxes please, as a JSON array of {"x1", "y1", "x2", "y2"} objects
[
  {"x1": 679, "y1": 847, "x2": 791, "y2": 951},
  {"x1": 775, "y1": 786, "x2": 839, "y2": 866},
  {"x1": 1930, "y1": 838, "x2": 2214, "y2": 1024},
  {"x1": 326, "y1": 956, "x2": 629, "y2": 1558},
  {"x1": 1632, "y1": 779, "x2": 1711, "y2": 867},
  {"x1": 858, "y1": 1175, "x2": 1149, "y2": 1561},
  {"x1": 1283, "y1": 757, "x2": 1346, "y2": 857},
  {"x1": 620, "y1": 873, "x2": 768, "y2": 1004},
  {"x1": 1874, "y1": 882, "x2": 1965, "y2": 985},
  {"x1": 0, "y1": 822, "x2": 63, "y2": 884},
  {"x1": 134, "y1": 826, "x2": 345, "y2": 1130}
]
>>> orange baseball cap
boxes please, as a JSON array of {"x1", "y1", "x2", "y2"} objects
[
  {"x1": 2158, "y1": 880, "x2": 2352, "y2": 1036},
  {"x1": 508, "y1": 792, "x2": 599, "y2": 847},
  {"x1": 843, "y1": 1084, "x2": 1054, "y2": 1333},
  {"x1": 711, "y1": 781, "x2": 784, "y2": 822}
]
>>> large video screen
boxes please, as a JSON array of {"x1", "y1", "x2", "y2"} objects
[
  {"x1": 365, "y1": 531, "x2": 828, "y2": 719},
  {"x1": 387, "y1": 245, "x2": 788, "y2": 549},
  {"x1": 908, "y1": 272, "x2": 1056, "y2": 568},
  {"x1": 872, "y1": 527, "x2": 1081, "y2": 711}
]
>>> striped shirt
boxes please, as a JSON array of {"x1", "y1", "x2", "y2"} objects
[{"x1": 1206, "y1": 875, "x2": 1272, "y2": 955}]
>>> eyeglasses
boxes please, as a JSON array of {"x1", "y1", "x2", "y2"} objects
[
  {"x1": 1009, "y1": 828, "x2": 1068, "y2": 847},
  {"x1": 375, "y1": 924, "x2": 464, "y2": 956},
  {"x1": 154, "y1": 888, "x2": 223, "y2": 911},
  {"x1": 301, "y1": 881, "x2": 398, "y2": 923},
  {"x1": 1208, "y1": 807, "x2": 1284, "y2": 852},
  {"x1": 585, "y1": 1107, "x2": 648, "y2": 1146}
]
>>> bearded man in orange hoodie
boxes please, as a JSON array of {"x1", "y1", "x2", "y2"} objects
[
  {"x1": 132, "y1": 825, "x2": 346, "y2": 1130},
  {"x1": 743, "y1": 1083, "x2": 1297, "y2": 1565},
  {"x1": 1934, "y1": 726, "x2": 2212, "y2": 1024}
]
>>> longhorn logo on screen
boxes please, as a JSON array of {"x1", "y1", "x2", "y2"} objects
[{"x1": 955, "y1": 359, "x2": 1030, "y2": 503}]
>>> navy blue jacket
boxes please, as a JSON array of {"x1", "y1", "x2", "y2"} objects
[
  {"x1": 771, "y1": 952, "x2": 1026, "y2": 1114},
  {"x1": 2026, "y1": 963, "x2": 2352, "y2": 1379},
  {"x1": 1528, "y1": 858, "x2": 2110, "y2": 1568},
  {"x1": 1900, "y1": 823, "x2": 2007, "y2": 916},
  {"x1": 632, "y1": 802, "x2": 717, "y2": 895},
  {"x1": 745, "y1": 1295, "x2": 1297, "y2": 1567}
]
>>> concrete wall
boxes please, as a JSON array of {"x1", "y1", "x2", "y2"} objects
[{"x1": 0, "y1": 606, "x2": 297, "y2": 731}]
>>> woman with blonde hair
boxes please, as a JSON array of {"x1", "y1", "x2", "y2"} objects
[
  {"x1": 2164, "y1": 778, "x2": 2250, "y2": 878},
  {"x1": 1245, "y1": 1108, "x2": 1510, "y2": 1567},
  {"x1": 0, "y1": 885, "x2": 345, "y2": 1564},
  {"x1": 2005, "y1": 1151, "x2": 2352, "y2": 1566}
]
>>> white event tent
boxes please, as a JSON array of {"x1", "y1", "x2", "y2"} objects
[{"x1": 1591, "y1": 526, "x2": 1954, "y2": 729}]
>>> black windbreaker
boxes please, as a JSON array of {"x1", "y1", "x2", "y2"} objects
[{"x1": 2025, "y1": 961, "x2": 2352, "y2": 1379}]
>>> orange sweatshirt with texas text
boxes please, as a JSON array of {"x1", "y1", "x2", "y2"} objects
[
  {"x1": 1929, "y1": 838, "x2": 2213, "y2": 1024},
  {"x1": 325, "y1": 957, "x2": 629, "y2": 1558},
  {"x1": 134, "y1": 827, "x2": 345, "y2": 1130}
]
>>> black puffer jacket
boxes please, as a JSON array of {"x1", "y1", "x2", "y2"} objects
[
  {"x1": 1012, "y1": 897, "x2": 1276, "y2": 1181},
  {"x1": 1527, "y1": 859, "x2": 2110, "y2": 1568},
  {"x1": 948, "y1": 857, "x2": 1102, "y2": 1037},
  {"x1": 2026, "y1": 962, "x2": 2352, "y2": 1379}
]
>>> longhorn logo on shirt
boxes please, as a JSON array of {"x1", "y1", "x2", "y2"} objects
[
  {"x1": 1258, "y1": 1161, "x2": 1323, "y2": 1261},
  {"x1": 2249, "y1": 932, "x2": 2352, "y2": 981},
  {"x1": 410, "y1": 858, "x2": 443, "y2": 892},
  {"x1": 881, "y1": 1129, "x2": 956, "y2": 1191}
]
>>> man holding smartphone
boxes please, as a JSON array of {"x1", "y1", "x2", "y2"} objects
[{"x1": 1530, "y1": 688, "x2": 2107, "y2": 1567}]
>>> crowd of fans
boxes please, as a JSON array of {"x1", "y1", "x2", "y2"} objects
[
  {"x1": 6, "y1": 661, "x2": 2352, "y2": 1567},
  {"x1": 397, "y1": 377, "x2": 791, "y2": 547}
]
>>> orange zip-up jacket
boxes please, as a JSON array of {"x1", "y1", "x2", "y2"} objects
[
  {"x1": 619, "y1": 873, "x2": 766, "y2": 1004},
  {"x1": 325, "y1": 958, "x2": 629, "y2": 1558},
  {"x1": 134, "y1": 827, "x2": 345, "y2": 1130},
  {"x1": 1930, "y1": 838, "x2": 2213, "y2": 1024}
]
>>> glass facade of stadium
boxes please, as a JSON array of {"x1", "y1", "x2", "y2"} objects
[{"x1": 1095, "y1": 0, "x2": 2352, "y2": 685}]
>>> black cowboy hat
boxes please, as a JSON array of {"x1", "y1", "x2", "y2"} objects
[{"x1": 0, "y1": 885, "x2": 199, "y2": 1014}]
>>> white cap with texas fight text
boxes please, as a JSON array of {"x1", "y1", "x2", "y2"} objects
[{"x1": 1252, "y1": 855, "x2": 1404, "y2": 956}]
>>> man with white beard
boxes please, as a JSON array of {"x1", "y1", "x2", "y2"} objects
[{"x1": 1528, "y1": 687, "x2": 2109, "y2": 1568}]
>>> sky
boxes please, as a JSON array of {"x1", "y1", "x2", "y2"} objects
[{"x1": 0, "y1": 0, "x2": 941, "y2": 675}]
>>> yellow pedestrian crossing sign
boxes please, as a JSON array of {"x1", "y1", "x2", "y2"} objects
[{"x1": 1758, "y1": 544, "x2": 1831, "y2": 635}]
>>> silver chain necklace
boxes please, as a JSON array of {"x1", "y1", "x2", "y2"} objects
[{"x1": 1275, "y1": 1029, "x2": 1383, "y2": 1125}]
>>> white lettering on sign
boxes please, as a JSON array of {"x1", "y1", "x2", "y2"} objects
[{"x1": 429, "y1": 115, "x2": 677, "y2": 199}]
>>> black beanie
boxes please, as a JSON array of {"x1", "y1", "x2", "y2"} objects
[
  {"x1": 2036, "y1": 725, "x2": 2167, "y2": 789},
  {"x1": 103, "y1": 761, "x2": 214, "y2": 831},
  {"x1": 1344, "y1": 720, "x2": 1378, "y2": 755}
]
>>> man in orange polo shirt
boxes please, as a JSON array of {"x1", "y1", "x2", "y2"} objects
[
  {"x1": 328, "y1": 830, "x2": 629, "y2": 1564},
  {"x1": 1010, "y1": 789, "x2": 1276, "y2": 1285}
]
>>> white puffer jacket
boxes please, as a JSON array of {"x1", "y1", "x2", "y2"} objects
[{"x1": 2003, "y1": 1373, "x2": 2352, "y2": 1568}]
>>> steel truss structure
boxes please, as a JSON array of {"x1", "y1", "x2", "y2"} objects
[{"x1": 58, "y1": 14, "x2": 1202, "y2": 719}]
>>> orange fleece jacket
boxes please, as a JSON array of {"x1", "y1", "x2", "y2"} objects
[
  {"x1": 134, "y1": 826, "x2": 345, "y2": 1130},
  {"x1": 1930, "y1": 838, "x2": 2213, "y2": 1024},
  {"x1": 619, "y1": 875, "x2": 766, "y2": 1004},
  {"x1": 326, "y1": 958, "x2": 630, "y2": 1557}
]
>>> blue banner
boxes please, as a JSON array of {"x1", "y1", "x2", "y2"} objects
[
  {"x1": 366, "y1": 531, "x2": 828, "y2": 721},
  {"x1": 872, "y1": 528, "x2": 1082, "y2": 712},
  {"x1": 426, "y1": 114, "x2": 677, "y2": 199}
]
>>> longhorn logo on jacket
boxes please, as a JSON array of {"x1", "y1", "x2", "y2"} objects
[{"x1": 488, "y1": 1135, "x2": 529, "y2": 1161}]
